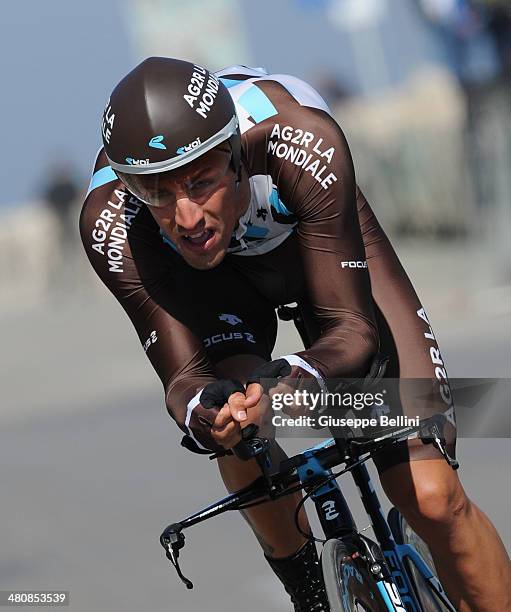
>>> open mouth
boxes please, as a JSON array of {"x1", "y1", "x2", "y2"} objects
[{"x1": 181, "y1": 229, "x2": 215, "y2": 251}]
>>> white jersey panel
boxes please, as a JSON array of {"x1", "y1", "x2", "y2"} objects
[
  {"x1": 216, "y1": 66, "x2": 332, "y2": 119},
  {"x1": 230, "y1": 174, "x2": 296, "y2": 256},
  {"x1": 264, "y1": 74, "x2": 331, "y2": 115},
  {"x1": 215, "y1": 65, "x2": 270, "y2": 78}
]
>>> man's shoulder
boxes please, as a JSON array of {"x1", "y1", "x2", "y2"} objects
[
  {"x1": 215, "y1": 66, "x2": 333, "y2": 136},
  {"x1": 216, "y1": 67, "x2": 351, "y2": 216},
  {"x1": 80, "y1": 148, "x2": 161, "y2": 279}
]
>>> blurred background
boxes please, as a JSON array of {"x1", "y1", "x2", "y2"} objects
[{"x1": 1, "y1": 0, "x2": 510, "y2": 610}]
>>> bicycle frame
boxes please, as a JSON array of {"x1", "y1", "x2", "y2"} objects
[
  {"x1": 161, "y1": 435, "x2": 456, "y2": 611},
  {"x1": 299, "y1": 438, "x2": 418, "y2": 612},
  {"x1": 389, "y1": 544, "x2": 455, "y2": 611},
  {"x1": 281, "y1": 303, "x2": 457, "y2": 611}
]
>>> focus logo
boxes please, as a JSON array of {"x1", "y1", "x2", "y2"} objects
[
  {"x1": 203, "y1": 332, "x2": 256, "y2": 348},
  {"x1": 341, "y1": 260, "x2": 368, "y2": 269}
]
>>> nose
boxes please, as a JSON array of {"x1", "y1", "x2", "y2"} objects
[{"x1": 175, "y1": 197, "x2": 204, "y2": 233}]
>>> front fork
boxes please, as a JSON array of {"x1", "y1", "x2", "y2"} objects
[{"x1": 297, "y1": 453, "x2": 413, "y2": 611}]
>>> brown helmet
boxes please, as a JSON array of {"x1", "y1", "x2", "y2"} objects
[{"x1": 101, "y1": 57, "x2": 241, "y2": 203}]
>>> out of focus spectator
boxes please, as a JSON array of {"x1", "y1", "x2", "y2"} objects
[
  {"x1": 41, "y1": 162, "x2": 82, "y2": 292},
  {"x1": 417, "y1": 0, "x2": 498, "y2": 85},
  {"x1": 43, "y1": 163, "x2": 80, "y2": 234},
  {"x1": 313, "y1": 69, "x2": 353, "y2": 108},
  {"x1": 416, "y1": 0, "x2": 511, "y2": 216},
  {"x1": 417, "y1": 0, "x2": 511, "y2": 82},
  {"x1": 483, "y1": 2, "x2": 511, "y2": 75}
]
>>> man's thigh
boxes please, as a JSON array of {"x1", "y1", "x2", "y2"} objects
[
  {"x1": 371, "y1": 300, "x2": 457, "y2": 474},
  {"x1": 379, "y1": 458, "x2": 466, "y2": 528}
]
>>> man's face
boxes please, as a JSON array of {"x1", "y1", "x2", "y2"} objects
[{"x1": 133, "y1": 148, "x2": 249, "y2": 270}]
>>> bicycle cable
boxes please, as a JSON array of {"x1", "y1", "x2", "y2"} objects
[
  {"x1": 292, "y1": 436, "x2": 413, "y2": 542},
  {"x1": 234, "y1": 434, "x2": 414, "y2": 532}
]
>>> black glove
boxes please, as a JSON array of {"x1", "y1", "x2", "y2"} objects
[
  {"x1": 200, "y1": 379, "x2": 245, "y2": 409},
  {"x1": 246, "y1": 358, "x2": 292, "y2": 391},
  {"x1": 181, "y1": 379, "x2": 245, "y2": 455}
]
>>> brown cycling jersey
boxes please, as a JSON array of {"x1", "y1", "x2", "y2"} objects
[{"x1": 80, "y1": 66, "x2": 455, "y2": 468}]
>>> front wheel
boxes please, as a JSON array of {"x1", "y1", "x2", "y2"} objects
[
  {"x1": 388, "y1": 508, "x2": 449, "y2": 612},
  {"x1": 321, "y1": 539, "x2": 387, "y2": 611}
]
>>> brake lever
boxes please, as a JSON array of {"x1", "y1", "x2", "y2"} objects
[
  {"x1": 420, "y1": 415, "x2": 459, "y2": 470},
  {"x1": 232, "y1": 423, "x2": 260, "y2": 460},
  {"x1": 160, "y1": 523, "x2": 194, "y2": 589}
]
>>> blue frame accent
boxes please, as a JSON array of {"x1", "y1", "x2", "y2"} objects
[
  {"x1": 376, "y1": 581, "x2": 398, "y2": 611},
  {"x1": 378, "y1": 541, "x2": 456, "y2": 611},
  {"x1": 303, "y1": 437, "x2": 336, "y2": 453},
  {"x1": 382, "y1": 547, "x2": 421, "y2": 611},
  {"x1": 396, "y1": 545, "x2": 435, "y2": 581},
  {"x1": 393, "y1": 544, "x2": 455, "y2": 610},
  {"x1": 297, "y1": 455, "x2": 337, "y2": 498}
]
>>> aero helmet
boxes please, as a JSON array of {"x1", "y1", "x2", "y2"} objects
[{"x1": 101, "y1": 57, "x2": 241, "y2": 205}]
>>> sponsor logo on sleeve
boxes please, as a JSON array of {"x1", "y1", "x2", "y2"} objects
[
  {"x1": 90, "y1": 190, "x2": 143, "y2": 273},
  {"x1": 267, "y1": 123, "x2": 338, "y2": 191},
  {"x1": 341, "y1": 260, "x2": 368, "y2": 269},
  {"x1": 417, "y1": 308, "x2": 456, "y2": 426}
]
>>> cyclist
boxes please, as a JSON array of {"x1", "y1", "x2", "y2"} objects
[{"x1": 80, "y1": 57, "x2": 511, "y2": 611}]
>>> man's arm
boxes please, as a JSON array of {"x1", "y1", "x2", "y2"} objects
[
  {"x1": 80, "y1": 151, "x2": 225, "y2": 451},
  {"x1": 267, "y1": 91, "x2": 379, "y2": 382}
]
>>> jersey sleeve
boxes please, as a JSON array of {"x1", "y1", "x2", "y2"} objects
[
  {"x1": 79, "y1": 150, "x2": 217, "y2": 431},
  {"x1": 260, "y1": 84, "x2": 379, "y2": 380}
]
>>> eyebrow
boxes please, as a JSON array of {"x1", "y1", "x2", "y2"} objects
[
  {"x1": 191, "y1": 166, "x2": 216, "y2": 178},
  {"x1": 152, "y1": 167, "x2": 221, "y2": 194},
  {"x1": 173, "y1": 164, "x2": 216, "y2": 182}
]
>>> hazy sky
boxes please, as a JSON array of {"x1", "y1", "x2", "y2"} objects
[
  {"x1": 1, "y1": 0, "x2": 446, "y2": 208},
  {"x1": 241, "y1": 0, "x2": 444, "y2": 93},
  {"x1": 1, "y1": 0, "x2": 134, "y2": 207}
]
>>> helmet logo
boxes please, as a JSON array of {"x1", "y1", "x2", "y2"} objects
[
  {"x1": 102, "y1": 100, "x2": 115, "y2": 144},
  {"x1": 183, "y1": 67, "x2": 220, "y2": 119},
  {"x1": 148, "y1": 135, "x2": 167, "y2": 150},
  {"x1": 176, "y1": 137, "x2": 202, "y2": 155},
  {"x1": 126, "y1": 157, "x2": 150, "y2": 165}
]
